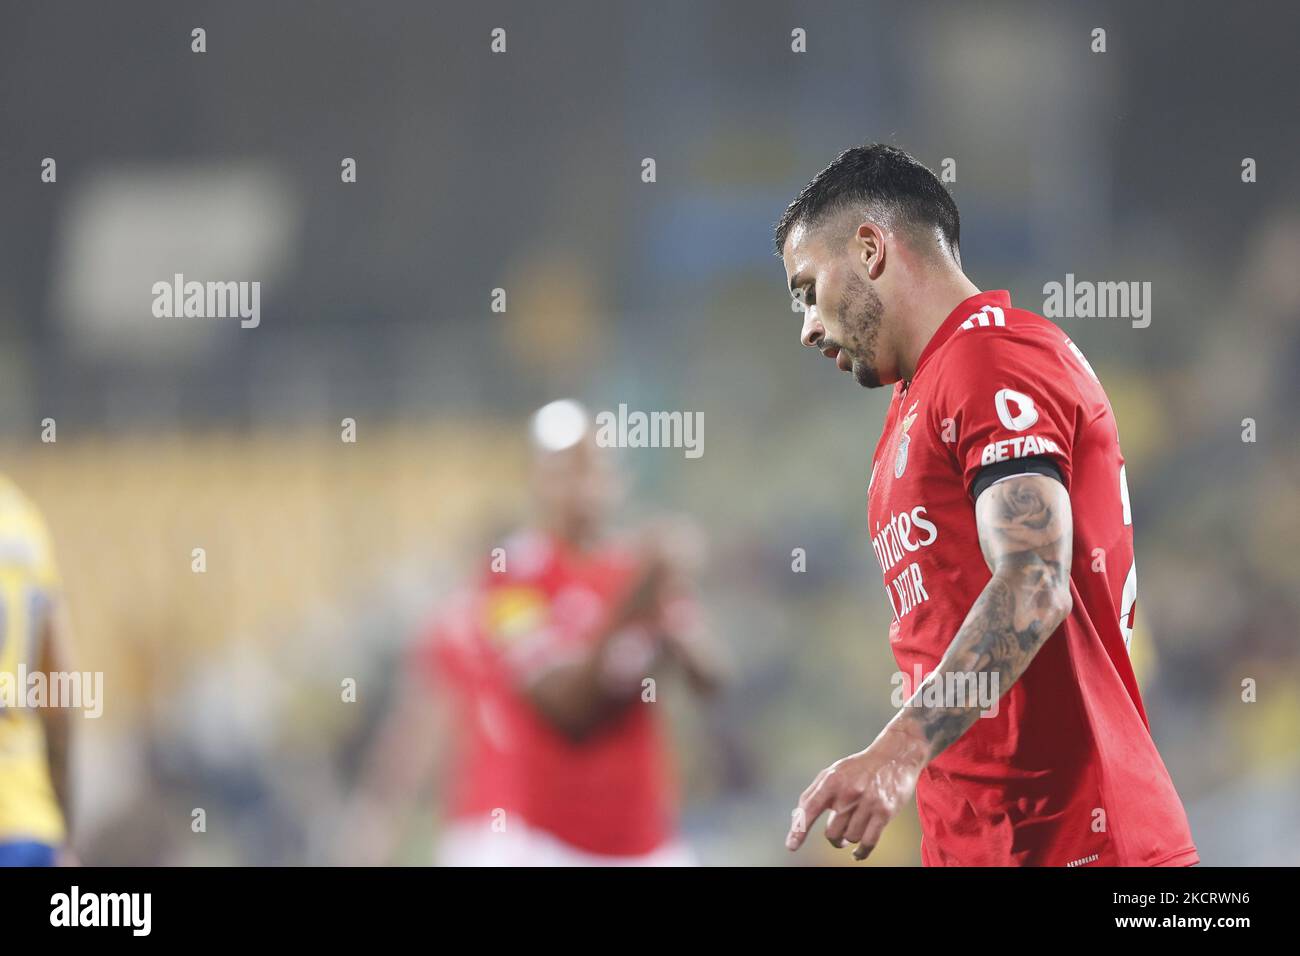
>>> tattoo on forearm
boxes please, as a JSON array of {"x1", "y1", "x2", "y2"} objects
[{"x1": 903, "y1": 475, "x2": 1073, "y2": 759}]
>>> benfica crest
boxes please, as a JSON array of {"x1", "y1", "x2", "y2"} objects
[
  {"x1": 894, "y1": 434, "x2": 910, "y2": 478},
  {"x1": 895, "y1": 400, "x2": 919, "y2": 478}
]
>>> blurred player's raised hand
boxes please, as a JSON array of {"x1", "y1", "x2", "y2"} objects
[
  {"x1": 786, "y1": 725, "x2": 927, "y2": 861},
  {"x1": 638, "y1": 515, "x2": 707, "y2": 579},
  {"x1": 632, "y1": 516, "x2": 731, "y2": 692},
  {"x1": 612, "y1": 516, "x2": 705, "y2": 625}
]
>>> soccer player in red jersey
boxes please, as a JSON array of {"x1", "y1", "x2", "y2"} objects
[
  {"x1": 774, "y1": 145, "x2": 1198, "y2": 867},
  {"x1": 346, "y1": 400, "x2": 725, "y2": 865}
]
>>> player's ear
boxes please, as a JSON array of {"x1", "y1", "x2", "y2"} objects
[{"x1": 857, "y1": 222, "x2": 886, "y2": 279}]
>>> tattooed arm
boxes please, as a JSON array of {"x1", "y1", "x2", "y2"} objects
[
  {"x1": 893, "y1": 473, "x2": 1073, "y2": 756},
  {"x1": 786, "y1": 473, "x2": 1073, "y2": 859}
]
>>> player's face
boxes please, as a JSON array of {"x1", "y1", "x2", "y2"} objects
[
  {"x1": 783, "y1": 223, "x2": 885, "y2": 388},
  {"x1": 534, "y1": 436, "x2": 619, "y2": 539}
]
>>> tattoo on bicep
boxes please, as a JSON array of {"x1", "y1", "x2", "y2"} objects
[{"x1": 983, "y1": 478, "x2": 1061, "y2": 553}]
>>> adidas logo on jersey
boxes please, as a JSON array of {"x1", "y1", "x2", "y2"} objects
[{"x1": 959, "y1": 305, "x2": 1005, "y2": 329}]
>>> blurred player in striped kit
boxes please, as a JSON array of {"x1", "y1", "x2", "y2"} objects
[{"x1": 0, "y1": 475, "x2": 77, "y2": 867}]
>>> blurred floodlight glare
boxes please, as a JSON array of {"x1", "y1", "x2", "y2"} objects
[{"x1": 531, "y1": 399, "x2": 589, "y2": 451}]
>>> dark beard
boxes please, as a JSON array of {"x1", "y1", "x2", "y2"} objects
[
  {"x1": 851, "y1": 355, "x2": 882, "y2": 388},
  {"x1": 837, "y1": 270, "x2": 884, "y2": 388}
]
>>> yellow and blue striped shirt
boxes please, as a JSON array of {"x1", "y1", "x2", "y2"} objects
[{"x1": 0, "y1": 475, "x2": 65, "y2": 845}]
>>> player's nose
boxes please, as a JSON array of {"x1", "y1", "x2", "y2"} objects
[{"x1": 800, "y1": 308, "x2": 824, "y2": 348}]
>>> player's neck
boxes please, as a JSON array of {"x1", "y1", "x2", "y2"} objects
[{"x1": 896, "y1": 270, "x2": 982, "y2": 383}]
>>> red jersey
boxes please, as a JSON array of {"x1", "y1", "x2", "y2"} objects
[
  {"x1": 867, "y1": 289, "x2": 1198, "y2": 867},
  {"x1": 416, "y1": 529, "x2": 676, "y2": 857}
]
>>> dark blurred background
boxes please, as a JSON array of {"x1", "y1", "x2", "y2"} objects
[{"x1": 1, "y1": 0, "x2": 1296, "y2": 864}]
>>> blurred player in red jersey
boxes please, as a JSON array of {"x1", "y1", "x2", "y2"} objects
[
  {"x1": 774, "y1": 145, "x2": 1198, "y2": 866},
  {"x1": 345, "y1": 400, "x2": 726, "y2": 865}
]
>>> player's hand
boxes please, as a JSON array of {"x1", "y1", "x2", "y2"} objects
[
  {"x1": 616, "y1": 517, "x2": 705, "y2": 625},
  {"x1": 785, "y1": 725, "x2": 927, "y2": 861},
  {"x1": 638, "y1": 515, "x2": 706, "y2": 581}
]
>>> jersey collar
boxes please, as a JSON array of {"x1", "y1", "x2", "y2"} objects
[{"x1": 910, "y1": 289, "x2": 1012, "y2": 382}]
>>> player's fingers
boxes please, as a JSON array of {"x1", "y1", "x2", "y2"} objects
[
  {"x1": 786, "y1": 796, "x2": 827, "y2": 850},
  {"x1": 798, "y1": 767, "x2": 830, "y2": 806},
  {"x1": 787, "y1": 768, "x2": 830, "y2": 847},
  {"x1": 841, "y1": 796, "x2": 876, "y2": 847},
  {"x1": 787, "y1": 779, "x2": 833, "y2": 850},
  {"x1": 851, "y1": 812, "x2": 891, "y2": 862},
  {"x1": 824, "y1": 795, "x2": 861, "y2": 847}
]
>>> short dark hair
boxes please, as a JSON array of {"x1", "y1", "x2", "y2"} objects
[{"x1": 773, "y1": 144, "x2": 960, "y2": 263}]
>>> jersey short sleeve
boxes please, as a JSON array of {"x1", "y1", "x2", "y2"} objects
[
  {"x1": 931, "y1": 327, "x2": 1082, "y2": 498},
  {"x1": 0, "y1": 484, "x2": 63, "y2": 593},
  {"x1": 28, "y1": 510, "x2": 63, "y2": 594},
  {"x1": 0, "y1": 488, "x2": 63, "y2": 678}
]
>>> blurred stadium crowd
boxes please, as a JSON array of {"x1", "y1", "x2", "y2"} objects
[{"x1": 0, "y1": 1, "x2": 1296, "y2": 864}]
